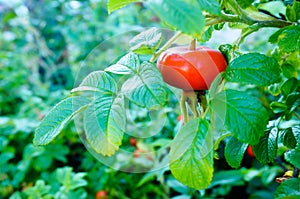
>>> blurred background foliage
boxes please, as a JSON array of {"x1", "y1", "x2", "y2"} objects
[{"x1": 0, "y1": 0, "x2": 290, "y2": 198}]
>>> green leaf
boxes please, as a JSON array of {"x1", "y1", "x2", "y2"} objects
[
  {"x1": 84, "y1": 94, "x2": 125, "y2": 156},
  {"x1": 107, "y1": 0, "x2": 141, "y2": 14},
  {"x1": 286, "y1": 92, "x2": 300, "y2": 111},
  {"x1": 280, "y1": 128, "x2": 297, "y2": 149},
  {"x1": 121, "y1": 62, "x2": 168, "y2": 109},
  {"x1": 236, "y1": 0, "x2": 254, "y2": 8},
  {"x1": 197, "y1": 0, "x2": 221, "y2": 15},
  {"x1": 72, "y1": 71, "x2": 118, "y2": 92},
  {"x1": 105, "y1": 53, "x2": 140, "y2": 75},
  {"x1": 269, "y1": 28, "x2": 285, "y2": 43},
  {"x1": 274, "y1": 178, "x2": 300, "y2": 199},
  {"x1": 198, "y1": 26, "x2": 214, "y2": 42},
  {"x1": 224, "y1": 137, "x2": 248, "y2": 168},
  {"x1": 209, "y1": 170, "x2": 244, "y2": 188},
  {"x1": 129, "y1": 27, "x2": 162, "y2": 55},
  {"x1": 286, "y1": 1, "x2": 300, "y2": 22},
  {"x1": 278, "y1": 25, "x2": 300, "y2": 53},
  {"x1": 225, "y1": 53, "x2": 281, "y2": 86},
  {"x1": 73, "y1": 70, "x2": 125, "y2": 156},
  {"x1": 33, "y1": 96, "x2": 90, "y2": 145},
  {"x1": 149, "y1": 0, "x2": 205, "y2": 35},
  {"x1": 211, "y1": 90, "x2": 268, "y2": 145},
  {"x1": 23, "y1": 180, "x2": 51, "y2": 198},
  {"x1": 252, "y1": 128, "x2": 278, "y2": 164},
  {"x1": 281, "y1": 77, "x2": 299, "y2": 98},
  {"x1": 170, "y1": 118, "x2": 213, "y2": 190},
  {"x1": 270, "y1": 102, "x2": 288, "y2": 113},
  {"x1": 285, "y1": 148, "x2": 300, "y2": 168},
  {"x1": 56, "y1": 167, "x2": 87, "y2": 190},
  {"x1": 282, "y1": 63, "x2": 299, "y2": 78}
]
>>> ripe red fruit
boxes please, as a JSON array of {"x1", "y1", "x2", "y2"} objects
[
  {"x1": 247, "y1": 145, "x2": 255, "y2": 158},
  {"x1": 96, "y1": 190, "x2": 107, "y2": 199},
  {"x1": 157, "y1": 46, "x2": 227, "y2": 91},
  {"x1": 129, "y1": 137, "x2": 137, "y2": 147},
  {"x1": 177, "y1": 115, "x2": 183, "y2": 121}
]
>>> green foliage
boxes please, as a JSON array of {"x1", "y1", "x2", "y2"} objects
[
  {"x1": 224, "y1": 137, "x2": 248, "y2": 168},
  {"x1": 274, "y1": 178, "x2": 300, "y2": 199},
  {"x1": 149, "y1": 0, "x2": 205, "y2": 35},
  {"x1": 169, "y1": 119, "x2": 213, "y2": 189},
  {"x1": 225, "y1": 53, "x2": 281, "y2": 86},
  {"x1": 2, "y1": 0, "x2": 300, "y2": 198},
  {"x1": 129, "y1": 27, "x2": 162, "y2": 54},
  {"x1": 211, "y1": 90, "x2": 269, "y2": 145},
  {"x1": 33, "y1": 97, "x2": 90, "y2": 146},
  {"x1": 253, "y1": 128, "x2": 278, "y2": 164},
  {"x1": 107, "y1": 0, "x2": 142, "y2": 14},
  {"x1": 197, "y1": 0, "x2": 221, "y2": 15}
]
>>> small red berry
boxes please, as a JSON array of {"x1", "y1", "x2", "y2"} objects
[
  {"x1": 129, "y1": 137, "x2": 137, "y2": 147},
  {"x1": 96, "y1": 190, "x2": 107, "y2": 199},
  {"x1": 247, "y1": 145, "x2": 255, "y2": 158},
  {"x1": 177, "y1": 115, "x2": 183, "y2": 121}
]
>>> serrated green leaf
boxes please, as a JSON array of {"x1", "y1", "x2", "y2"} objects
[
  {"x1": 224, "y1": 137, "x2": 248, "y2": 168},
  {"x1": 170, "y1": 118, "x2": 213, "y2": 190},
  {"x1": 72, "y1": 71, "x2": 117, "y2": 93},
  {"x1": 197, "y1": 0, "x2": 221, "y2": 15},
  {"x1": 286, "y1": 92, "x2": 300, "y2": 112},
  {"x1": 121, "y1": 62, "x2": 168, "y2": 109},
  {"x1": 278, "y1": 25, "x2": 300, "y2": 53},
  {"x1": 211, "y1": 90, "x2": 268, "y2": 145},
  {"x1": 129, "y1": 27, "x2": 162, "y2": 54},
  {"x1": 107, "y1": 0, "x2": 141, "y2": 14},
  {"x1": 285, "y1": 148, "x2": 300, "y2": 168},
  {"x1": 281, "y1": 77, "x2": 299, "y2": 98},
  {"x1": 253, "y1": 128, "x2": 278, "y2": 164},
  {"x1": 33, "y1": 96, "x2": 90, "y2": 146},
  {"x1": 84, "y1": 94, "x2": 125, "y2": 156},
  {"x1": 105, "y1": 53, "x2": 140, "y2": 75},
  {"x1": 280, "y1": 128, "x2": 297, "y2": 149},
  {"x1": 73, "y1": 70, "x2": 125, "y2": 156},
  {"x1": 274, "y1": 178, "x2": 300, "y2": 199},
  {"x1": 225, "y1": 53, "x2": 281, "y2": 86},
  {"x1": 149, "y1": 0, "x2": 205, "y2": 35},
  {"x1": 292, "y1": 125, "x2": 300, "y2": 145}
]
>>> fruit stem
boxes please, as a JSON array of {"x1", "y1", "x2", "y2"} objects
[
  {"x1": 197, "y1": 91, "x2": 207, "y2": 115},
  {"x1": 189, "y1": 38, "x2": 196, "y2": 50},
  {"x1": 180, "y1": 91, "x2": 188, "y2": 124},
  {"x1": 182, "y1": 90, "x2": 201, "y2": 120},
  {"x1": 188, "y1": 91, "x2": 200, "y2": 118}
]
